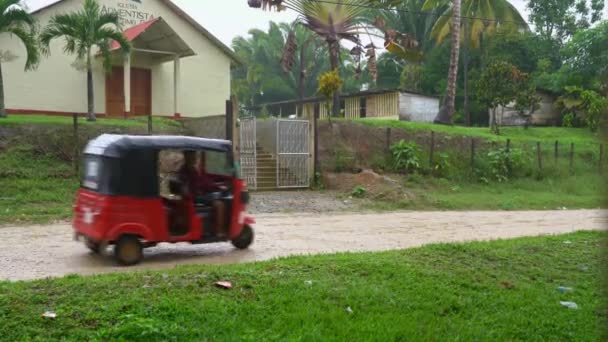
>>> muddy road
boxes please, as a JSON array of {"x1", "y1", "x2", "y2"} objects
[{"x1": 0, "y1": 209, "x2": 605, "y2": 281}]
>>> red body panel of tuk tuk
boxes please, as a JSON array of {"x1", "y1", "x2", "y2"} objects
[{"x1": 73, "y1": 178, "x2": 251, "y2": 244}]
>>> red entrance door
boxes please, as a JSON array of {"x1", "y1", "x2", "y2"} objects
[{"x1": 105, "y1": 67, "x2": 152, "y2": 117}]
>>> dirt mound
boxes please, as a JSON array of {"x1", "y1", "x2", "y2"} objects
[{"x1": 323, "y1": 170, "x2": 414, "y2": 201}]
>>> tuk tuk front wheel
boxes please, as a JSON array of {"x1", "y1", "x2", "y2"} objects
[
  {"x1": 114, "y1": 235, "x2": 143, "y2": 266},
  {"x1": 232, "y1": 224, "x2": 254, "y2": 249}
]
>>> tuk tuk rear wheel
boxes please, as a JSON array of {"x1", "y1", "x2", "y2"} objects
[
  {"x1": 232, "y1": 224, "x2": 254, "y2": 249},
  {"x1": 114, "y1": 236, "x2": 143, "y2": 266}
]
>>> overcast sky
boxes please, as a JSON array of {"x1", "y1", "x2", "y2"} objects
[{"x1": 24, "y1": 0, "x2": 608, "y2": 48}]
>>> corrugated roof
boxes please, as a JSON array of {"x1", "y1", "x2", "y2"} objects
[{"x1": 253, "y1": 89, "x2": 439, "y2": 109}]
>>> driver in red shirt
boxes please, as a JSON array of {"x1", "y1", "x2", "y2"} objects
[
  {"x1": 197, "y1": 152, "x2": 226, "y2": 236},
  {"x1": 196, "y1": 152, "x2": 223, "y2": 194},
  {"x1": 178, "y1": 151, "x2": 199, "y2": 198},
  {"x1": 178, "y1": 151, "x2": 226, "y2": 236}
]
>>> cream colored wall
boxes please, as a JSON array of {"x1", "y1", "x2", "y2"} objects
[
  {"x1": 1, "y1": 0, "x2": 232, "y2": 117},
  {"x1": 365, "y1": 92, "x2": 399, "y2": 118},
  {"x1": 1, "y1": 0, "x2": 107, "y2": 114},
  {"x1": 345, "y1": 97, "x2": 359, "y2": 119},
  {"x1": 127, "y1": 0, "x2": 231, "y2": 117}
]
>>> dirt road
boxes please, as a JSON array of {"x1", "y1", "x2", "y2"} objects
[{"x1": 0, "y1": 209, "x2": 605, "y2": 281}]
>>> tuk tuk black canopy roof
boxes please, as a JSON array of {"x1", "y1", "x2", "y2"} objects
[{"x1": 84, "y1": 134, "x2": 232, "y2": 158}]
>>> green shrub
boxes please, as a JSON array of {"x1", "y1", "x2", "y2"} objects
[
  {"x1": 562, "y1": 113, "x2": 576, "y2": 128},
  {"x1": 351, "y1": 186, "x2": 367, "y2": 198},
  {"x1": 390, "y1": 140, "x2": 421, "y2": 174},
  {"x1": 431, "y1": 152, "x2": 453, "y2": 178},
  {"x1": 479, "y1": 148, "x2": 533, "y2": 182}
]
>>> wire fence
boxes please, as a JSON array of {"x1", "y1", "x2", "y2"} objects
[{"x1": 318, "y1": 122, "x2": 604, "y2": 180}]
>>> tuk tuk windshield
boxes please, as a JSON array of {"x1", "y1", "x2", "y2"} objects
[
  {"x1": 80, "y1": 155, "x2": 121, "y2": 194},
  {"x1": 204, "y1": 150, "x2": 235, "y2": 176},
  {"x1": 81, "y1": 155, "x2": 102, "y2": 191}
]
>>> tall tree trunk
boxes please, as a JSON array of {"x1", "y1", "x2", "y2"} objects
[
  {"x1": 463, "y1": 23, "x2": 470, "y2": 126},
  {"x1": 434, "y1": 0, "x2": 461, "y2": 125},
  {"x1": 480, "y1": 31, "x2": 486, "y2": 69},
  {"x1": 328, "y1": 40, "x2": 340, "y2": 117},
  {"x1": 86, "y1": 53, "x2": 96, "y2": 122},
  {"x1": 0, "y1": 61, "x2": 5, "y2": 118},
  {"x1": 298, "y1": 72, "x2": 305, "y2": 118},
  {"x1": 463, "y1": 52, "x2": 470, "y2": 126},
  {"x1": 491, "y1": 107, "x2": 498, "y2": 134},
  {"x1": 298, "y1": 41, "x2": 307, "y2": 118}
]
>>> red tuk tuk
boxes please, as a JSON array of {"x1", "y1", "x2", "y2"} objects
[{"x1": 73, "y1": 134, "x2": 255, "y2": 265}]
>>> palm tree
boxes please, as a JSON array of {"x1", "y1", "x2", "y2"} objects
[
  {"x1": 249, "y1": 0, "x2": 388, "y2": 116},
  {"x1": 423, "y1": 0, "x2": 528, "y2": 124},
  {"x1": 233, "y1": 21, "x2": 365, "y2": 112},
  {"x1": 40, "y1": 0, "x2": 130, "y2": 121},
  {"x1": 365, "y1": 0, "x2": 447, "y2": 63},
  {"x1": 431, "y1": 0, "x2": 460, "y2": 125},
  {"x1": 0, "y1": 0, "x2": 40, "y2": 118},
  {"x1": 232, "y1": 22, "x2": 330, "y2": 107}
]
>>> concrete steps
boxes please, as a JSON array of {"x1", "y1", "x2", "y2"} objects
[
  {"x1": 249, "y1": 144, "x2": 305, "y2": 191},
  {"x1": 254, "y1": 146, "x2": 277, "y2": 190}
]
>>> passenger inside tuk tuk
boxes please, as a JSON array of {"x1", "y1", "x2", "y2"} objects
[{"x1": 177, "y1": 151, "x2": 227, "y2": 237}]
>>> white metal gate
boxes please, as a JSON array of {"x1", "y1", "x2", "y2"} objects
[
  {"x1": 276, "y1": 119, "x2": 310, "y2": 188},
  {"x1": 239, "y1": 117, "x2": 257, "y2": 190}
]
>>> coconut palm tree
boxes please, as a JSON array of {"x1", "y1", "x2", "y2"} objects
[
  {"x1": 431, "y1": 0, "x2": 460, "y2": 125},
  {"x1": 364, "y1": 0, "x2": 448, "y2": 63},
  {"x1": 423, "y1": 0, "x2": 528, "y2": 124},
  {"x1": 232, "y1": 21, "x2": 362, "y2": 110},
  {"x1": 40, "y1": 0, "x2": 130, "y2": 121},
  {"x1": 232, "y1": 22, "x2": 327, "y2": 106},
  {"x1": 0, "y1": 0, "x2": 40, "y2": 118}
]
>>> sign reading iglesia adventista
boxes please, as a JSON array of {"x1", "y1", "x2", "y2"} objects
[{"x1": 101, "y1": 0, "x2": 155, "y2": 27}]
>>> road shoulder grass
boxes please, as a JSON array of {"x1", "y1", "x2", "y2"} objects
[
  {"x1": 362, "y1": 174, "x2": 604, "y2": 211},
  {"x1": 0, "y1": 231, "x2": 605, "y2": 341}
]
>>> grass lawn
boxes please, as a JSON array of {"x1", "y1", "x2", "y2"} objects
[
  {"x1": 0, "y1": 146, "x2": 603, "y2": 224},
  {"x1": 355, "y1": 119, "x2": 600, "y2": 146},
  {"x1": 0, "y1": 147, "x2": 77, "y2": 225},
  {"x1": 0, "y1": 114, "x2": 181, "y2": 129},
  {"x1": 365, "y1": 174, "x2": 605, "y2": 211},
  {"x1": 0, "y1": 231, "x2": 605, "y2": 340}
]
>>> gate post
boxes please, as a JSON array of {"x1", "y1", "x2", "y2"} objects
[
  {"x1": 309, "y1": 111, "x2": 316, "y2": 187},
  {"x1": 225, "y1": 99, "x2": 233, "y2": 142},
  {"x1": 230, "y1": 96, "x2": 239, "y2": 155}
]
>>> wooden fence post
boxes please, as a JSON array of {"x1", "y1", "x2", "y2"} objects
[
  {"x1": 73, "y1": 113, "x2": 79, "y2": 174},
  {"x1": 470, "y1": 138, "x2": 475, "y2": 170},
  {"x1": 600, "y1": 144, "x2": 604, "y2": 174},
  {"x1": 537, "y1": 141, "x2": 542, "y2": 170},
  {"x1": 147, "y1": 115, "x2": 152, "y2": 135},
  {"x1": 386, "y1": 128, "x2": 391, "y2": 156},
  {"x1": 570, "y1": 143, "x2": 575, "y2": 173},
  {"x1": 506, "y1": 139, "x2": 512, "y2": 177},
  {"x1": 429, "y1": 131, "x2": 435, "y2": 168},
  {"x1": 554, "y1": 140, "x2": 559, "y2": 163}
]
